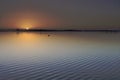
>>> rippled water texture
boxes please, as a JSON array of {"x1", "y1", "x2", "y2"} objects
[{"x1": 0, "y1": 32, "x2": 120, "y2": 80}]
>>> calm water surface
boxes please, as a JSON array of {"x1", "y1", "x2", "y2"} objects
[{"x1": 0, "y1": 32, "x2": 120, "y2": 80}]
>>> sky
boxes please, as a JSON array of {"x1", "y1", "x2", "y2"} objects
[{"x1": 0, "y1": 0, "x2": 120, "y2": 29}]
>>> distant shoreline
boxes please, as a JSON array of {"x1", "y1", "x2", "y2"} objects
[{"x1": 0, "y1": 29, "x2": 120, "y2": 32}]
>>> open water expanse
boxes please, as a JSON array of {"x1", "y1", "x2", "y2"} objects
[{"x1": 0, "y1": 32, "x2": 120, "y2": 80}]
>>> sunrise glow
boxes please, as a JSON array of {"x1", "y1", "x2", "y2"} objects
[
  {"x1": 25, "y1": 27, "x2": 29, "y2": 30},
  {"x1": 20, "y1": 22, "x2": 33, "y2": 30}
]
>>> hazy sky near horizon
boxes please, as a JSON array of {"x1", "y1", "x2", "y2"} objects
[{"x1": 0, "y1": 0, "x2": 120, "y2": 29}]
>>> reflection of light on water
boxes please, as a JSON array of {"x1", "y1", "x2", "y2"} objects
[
  {"x1": 0, "y1": 33, "x2": 120, "y2": 80},
  {"x1": 0, "y1": 32, "x2": 120, "y2": 62},
  {"x1": 0, "y1": 33, "x2": 46, "y2": 61},
  {"x1": 0, "y1": 33, "x2": 72, "y2": 61},
  {"x1": 17, "y1": 32, "x2": 38, "y2": 43}
]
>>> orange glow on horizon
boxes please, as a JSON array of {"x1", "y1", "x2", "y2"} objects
[
  {"x1": 19, "y1": 20, "x2": 34, "y2": 29},
  {"x1": 0, "y1": 11, "x2": 60, "y2": 29},
  {"x1": 25, "y1": 27, "x2": 29, "y2": 30},
  {"x1": 21, "y1": 24, "x2": 32, "y2": 29}
]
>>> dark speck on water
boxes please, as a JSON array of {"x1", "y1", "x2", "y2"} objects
[{"x1": 48, "y1": 35, "x2": 50, "y2": 37}]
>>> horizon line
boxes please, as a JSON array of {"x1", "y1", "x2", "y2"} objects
[{"x1": 0, "y1": 29, "x2": 120, "y2": 32}]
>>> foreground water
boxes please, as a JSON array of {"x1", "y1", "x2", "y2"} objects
[{"x1": 0, "y1": 32, "x2": 120, "y2": 80}]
